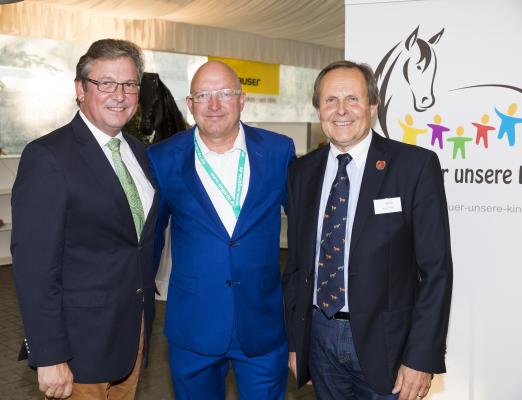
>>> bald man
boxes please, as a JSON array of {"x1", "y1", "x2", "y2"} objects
[{"x1": 147, "y1": 61, "x2": 295, "y2": 399}]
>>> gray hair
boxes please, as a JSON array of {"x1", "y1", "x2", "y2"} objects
[
  {"x1": 312, "y1": 60, "x2": 379, "y2": 108},
  {"x1": 75, "y1": 39, "x2": 144, "y2": 83}
]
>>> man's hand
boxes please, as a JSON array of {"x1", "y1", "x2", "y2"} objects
[
  {"x1": 288, "y1": 352, "x2": 298, "y2": 379},
  {"x1": 288, "y1": 352, "x2": 312, "y2": 385},
  {"x1": 392, "y1": 364, "x2": 431, "y2": 400},
  {"x1": 37, "y1": 363, "x2": 73, "y2": 399}
]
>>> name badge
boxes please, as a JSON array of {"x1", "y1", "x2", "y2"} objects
[{"x1": 373, "y1": 197, "x2": 402, "y2": 214}]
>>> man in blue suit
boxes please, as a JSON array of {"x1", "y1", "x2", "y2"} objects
[{"x1": 147, "y1": 61, "x2": 295, "y2": 399}]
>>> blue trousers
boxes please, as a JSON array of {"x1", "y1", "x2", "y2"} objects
[
  {"x1": 309, "y1": 308, "x2": 398, "y2": 400},
  {"x1": 168, "y1": 321, "x2": 288, "y2": 400}
]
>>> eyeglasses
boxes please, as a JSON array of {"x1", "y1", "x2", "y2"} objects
[
  {"x1": 86, "y1": 78, "x2": 140, "y2": 94},
  {"x1": 188, "y1": 89, "x2": 242, "y2": 103}
]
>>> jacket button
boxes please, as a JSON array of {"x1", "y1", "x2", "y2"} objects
[
  {"x1": 229, "y1": 240, "x2": 239, "y2": 247},
  {"x1": 305, "y1": 278, "x2": 309, "y2": 284}
]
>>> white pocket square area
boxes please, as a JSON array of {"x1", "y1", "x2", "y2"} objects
[{"x1": 373, "y1": 197, "x2": 402, "y2": 214}]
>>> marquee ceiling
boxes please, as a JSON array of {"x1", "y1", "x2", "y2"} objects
[
  {"x1": 36, "y1": 0, "x2": 345, "y2": 49},
  {"x1": 0, "y1": 0, "x2": 345, "y2": 69}
]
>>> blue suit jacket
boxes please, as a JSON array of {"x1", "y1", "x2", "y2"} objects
[{"x1": 147, "y1": 123, "x2": 295, "y2": 357}]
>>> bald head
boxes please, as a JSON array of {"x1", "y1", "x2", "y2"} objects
[
  {"x1": 186, "y1": 60, "x2": 245, "y2": 153},
  {"x1": 190, "y1": 61, "x2": 241, "y2": 93}
]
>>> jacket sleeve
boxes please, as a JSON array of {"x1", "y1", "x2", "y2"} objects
[
  {"x1": 11, "y1": 142, "x2": 72, "y2": 367},
  {"x1": 281, "y1": 138, "x2": 296, "y2": 213},
  {"x1": 401, "y1": 151, "x2": 453, "y2": 373},
  {"x1": 282, "y1": 162, "x2": 299, "y2": 352},
  {"x1": 146, "y1": 147, "x2": 172, "y2": 276}
]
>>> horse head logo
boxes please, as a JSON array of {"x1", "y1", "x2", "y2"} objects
[{"x1": 375, "y1": 26, "x2": 444, "y2": 137}]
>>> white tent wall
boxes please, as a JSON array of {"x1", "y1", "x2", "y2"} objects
[{"x1": 345, "y1": 0, "x2": 522, "y2": 399}]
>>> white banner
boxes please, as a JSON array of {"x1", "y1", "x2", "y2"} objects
[{"x1": 345, "y1": 0, "x2": 522, "y2": 399}]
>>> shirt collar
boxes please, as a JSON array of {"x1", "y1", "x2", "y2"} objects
[
  {"x1": 79, "y1": 111, "x2": 124, "y2": 147},
  {"x1": 195, "y1": 123, "x2": 247, "y2": 156},
  {"x1": 328, "y1": 129, "x2": 372, "y2": 169}
]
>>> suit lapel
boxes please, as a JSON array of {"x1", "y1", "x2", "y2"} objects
[
  {"x1": 349, "y1": 132, "x2": 390, "y2": 269},
  {"x1": 303, "y1": 145, "x2": 329, "y2": 276},
  {"x1": 72, "y1": 114, "x2": 136, "y2": 241},
  {"x1": 179, "y1": 128, "x2": 230, "y2": 239},
  {"x1": 232, "y1": 124, "x2": 265, "y2": 238}
]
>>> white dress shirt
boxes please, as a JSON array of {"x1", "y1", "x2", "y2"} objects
[
  {"x1": 313, "y1": 131, "x2": 372, "y2": 312},
  {"x1": 79, "y1": 111, "x2": 155, "y2": 220},
  {"x1": 194, "y1": 124, "x2": 250, "y2": 237}
]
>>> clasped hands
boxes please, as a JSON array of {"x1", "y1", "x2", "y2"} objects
[{"x1": 38, "y1": 362, "x2": 73, "y2": 399}]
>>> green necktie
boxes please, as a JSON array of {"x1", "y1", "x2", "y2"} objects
[{"x1": 106, "y1": 138, "x2": 145, "y2": 239}]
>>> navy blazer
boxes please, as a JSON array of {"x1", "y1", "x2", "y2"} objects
[
  {"x1": 11, "y1": 113, "x2": 158, "y2": 383},
  {"x1": 283, "y1": 131, "x2": 453, "y2": 394},
  {"x1": 147, "y1": 123, "x2": 295, "y2": 357}
]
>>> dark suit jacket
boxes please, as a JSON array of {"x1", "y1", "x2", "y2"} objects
[
  {"x1": 283, "y1": 131, "x2": 453, "y2": 394},
  {"x1": 147, "y1": 124, "x2": 295, "y2": 357},
  {"x1": 11, "y1": 113, "x2": 158, "y2": 383}
]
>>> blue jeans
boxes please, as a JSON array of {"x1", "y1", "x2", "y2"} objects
[{"x1": 309, "y1": 308, "x2": 398, "y2": 400}]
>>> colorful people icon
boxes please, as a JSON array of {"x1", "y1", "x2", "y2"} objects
[
  {"x1": 399, "y1": 114, "x2": 428, "y2": 145},
  {"x1": 472, "y1": 114, "x2": 495, "y2": 149},
  {"x1": 427, "y1": 114, "x2": 450, "y2": 149},
  {"x1": 447, "y1": 126, "x2": 473, "y2": 160},
  {"x1": 495, "y1": 103, "x2": 522, "y2": 146}
]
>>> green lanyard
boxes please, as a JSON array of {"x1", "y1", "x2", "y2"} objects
[{"x1": 194, "y1": 134, "x2": 246, "y2": 219}]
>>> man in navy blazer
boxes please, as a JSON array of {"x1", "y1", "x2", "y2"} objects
[
  {"x1": 147, "y1": 61, "x2": 295, "y2": 399},
  {"x1": 283, "y1": 61, "x2": 452, "y2": 400},
  {"x1": 11, "y1": 39, "x2": 157, "y2": 399}
]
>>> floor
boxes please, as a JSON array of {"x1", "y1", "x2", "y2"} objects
[{"x1": 0, "y1": 259, "x2": 315, "y2": 399}]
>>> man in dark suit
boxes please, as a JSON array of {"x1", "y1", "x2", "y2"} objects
[
  {"x1": 283, "y1": 60, "x2": 452, "y2": 400},
  {"x1": 147, "y1": 61, "x2": 295, "y2": 399},
  {"x1": 11, "y1": 39, "x2": 157, "y2": 400}
]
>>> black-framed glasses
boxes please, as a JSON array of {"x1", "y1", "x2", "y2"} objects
[
  {"x1": 188, "y1": 88, "x2": 242, "y2": 103},
  {"x1": 86, "y1": 78, "x2": 140, "y2": 94}
]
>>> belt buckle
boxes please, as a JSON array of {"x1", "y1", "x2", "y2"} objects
[{"x1": 332, "y1": 311, "x2": 349, "y2": 321}]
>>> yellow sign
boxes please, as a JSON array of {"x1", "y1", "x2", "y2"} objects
[{"x1": 208, "y1": 56, "x2": 279, "y2": 95}]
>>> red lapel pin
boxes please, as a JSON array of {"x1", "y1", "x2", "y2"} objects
[{"x1": 376, "y1": 160, "x2": 386, "y2": 170}]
